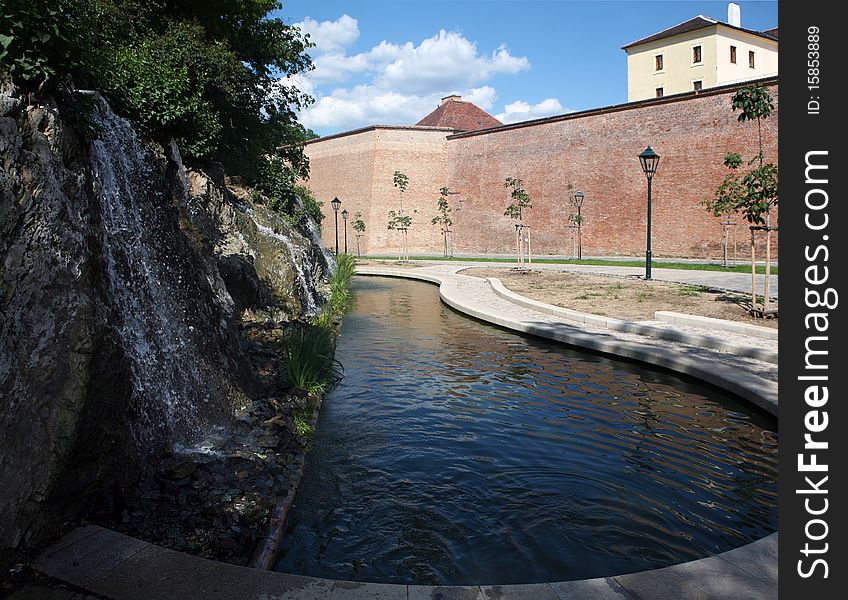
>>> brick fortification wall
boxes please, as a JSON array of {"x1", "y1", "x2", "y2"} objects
[
  {"x1": 304, "y1": 79, "x2": 778, "y2": 259},
  {"x1": 304, "y1": 126, "x2": 450, "y2": 256}
]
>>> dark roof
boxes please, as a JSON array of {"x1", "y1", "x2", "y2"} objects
[
  {"x1": 763, "y1": 26, "x2": 778, "y2": 39},
  {"x1": 415, "y1": 99, "x2": 502, "y2": 131},
  {"x1": 622, "y1": 15, "x2": 779, "y2": 50}
]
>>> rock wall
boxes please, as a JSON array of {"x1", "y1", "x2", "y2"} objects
[{"x1": 0, "y1": 84, "x2": 328, "y2": 569}]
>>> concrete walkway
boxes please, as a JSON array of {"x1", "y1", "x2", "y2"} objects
[
  {"x1": 28, "y1": 264, "x2": 779, "y2": 599},
  {"x1": 33, "y1": 525, "x2": 777, "y2": 600},
  {"x1": 373, "y1": 259, "x2": 779, "y2": 298}
]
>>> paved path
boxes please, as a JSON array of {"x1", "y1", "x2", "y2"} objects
[
  {"x1": 382, "y1": 259, "x2": 779, "y2": 298},
  {"x1": 28, "y1": 265, "x2": 779, "y2": 600}
]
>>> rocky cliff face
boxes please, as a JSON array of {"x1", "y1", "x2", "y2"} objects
[{"x1": 0, "y1": 84, "x2": 329, "y2": 568}]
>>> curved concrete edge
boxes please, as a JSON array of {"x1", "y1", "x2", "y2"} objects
[
  {"x1": 487, "y1": 277, "x2": 778, "y2": 364},
  {"x1": 33, "y1": 525, "x2": 778, "y2": 600},
  {"x1": 655, "y1": 310, "x2": 778, "y2": 340},
  {"x1": 358, "y1": 267, "x2": 777, "y2": 417}
]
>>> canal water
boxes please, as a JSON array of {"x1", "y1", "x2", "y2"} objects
[{"x1": 275, "y1": 277, "x2": 778, "y2": 585}]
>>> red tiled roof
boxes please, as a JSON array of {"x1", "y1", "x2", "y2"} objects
[{"x1": 415, "y1": 99, "x2": 502, "y2": 131}]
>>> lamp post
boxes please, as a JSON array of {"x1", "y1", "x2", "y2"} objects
[
  {"x1": 341, "y1": 208, "x2": 349, "y2": 254},
  {"x1": 573, "y1": 190, "x2": 585, "y2": 260},
  {"x1": 638, "y1": 146, "x2": 660, "y2": 280},
  {"x1": 331, "y1": 197, "x2": 341, "y2": 256}
]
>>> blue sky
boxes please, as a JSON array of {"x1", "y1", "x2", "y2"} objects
[{"x1": 273, "y1": 1, "x2": 778, "y2": 136}]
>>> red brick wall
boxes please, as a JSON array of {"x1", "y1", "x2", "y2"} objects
[
  {"x1": 303, "y1": 127, "x2": 450, "y2": 256},
  {"x1": 304, "y1": 81, "x2": 779, "y2": 259}
]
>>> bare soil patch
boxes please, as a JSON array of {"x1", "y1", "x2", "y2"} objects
[{"x1": 463, "y1": 268, "x2": 778, "y2": 329}]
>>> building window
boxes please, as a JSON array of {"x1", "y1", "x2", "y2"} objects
[
  {"x1": 693, "y1": 45, "x2": 702, "y2": 63},
  {"x1": 655, "y1": 54, "x2": 663, "y2": 71},
  {"x1": 749, "y1": 50, "x2": 756, "y2": 68},
  {"x1": 693, "y1": 80, "x2": 703, "y2": 91},
  {"x1": 730, "y1": 45, "x2": 737, "y2": 63},
  {"x1": 656, "y1": 87, "x2": 664, "y2": 98}
]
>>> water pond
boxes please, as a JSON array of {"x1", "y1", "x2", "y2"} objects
[{"x1": 275, "y1": 277, "x2": 778, "y2": 585}]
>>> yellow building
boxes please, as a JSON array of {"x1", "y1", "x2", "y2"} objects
[{"x1": 623, "y1": 4, "x2": 777, "y2": 102}]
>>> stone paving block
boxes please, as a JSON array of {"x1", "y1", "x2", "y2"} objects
[
  {"x1": 716, "y1": 534, "x2": 777, "y2": 588},
  {"x1": 329, "y1": 580, "x2": 407, "y2": 600},
  {"x1": 480, "y1": 582, "x2": 559, "y2": 600},
  {"x1": 5, "y1": 585, "x2": 78, "y2": 600},
  {"x1": 548, "y1": 578, "x2": 633, "y2": 600},
  {"x1": 36, "y1": 525, "x2": 107, "y2": 560},
  {"x1": 409, "y1": 585, "x2": 483, "y2": 600},
  {"x1": 670, "y1": 554, "x2": 776, "y2": 600},
  {"x1": 252, "y1": 571, "x2": 335, "y2": 600},
  {"x1": 87, "y1": 543, "x2": 263, "y2": 600},
  {"x1": 615, "y1": 567, "x2": 710, "y2": 600},
  {"x1": 33, "y1": 527, "x2": 149, "y2": 587}
]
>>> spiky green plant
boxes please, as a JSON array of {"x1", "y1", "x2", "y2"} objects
[{"x1": 278, "y1": 326, "x2": 340, "y2": 395}]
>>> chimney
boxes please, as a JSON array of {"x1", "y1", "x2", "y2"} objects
[
  {"x1": 441, "y1": 94, "x2": 461, "y2": 105},
  {"x1": 728, "y1": 3, "x2": 741, "y2": 27}
]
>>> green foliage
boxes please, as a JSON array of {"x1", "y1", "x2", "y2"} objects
[
  {"x1": 731, "y1": 85, "x2": 774, "y2": 125},
  {"x1": 431, "y1": 187, "x2": 453, "y2": 228},
  {"x1": 351, "y1": 211, "x2": 366, "y2": 233},
  {"x1": 387, "y1": 210, "x2": 414, "y2": 230},
  {"x1": 254, "y1": 157, "x2": 323, "y2": 231},
  {"x1": 328, "y1": 254, "x2": 356, "y2": 314},
  {"x1": 1, "y1": 0, "x2": 314, "y2": 178},
  {"x1": 278, "y1": 325, "x2": 339, "y2": 396},
  {"x1": 293, "y1": 409, "x2": 314, "y2": 436},
  {"x1": 504, "y1": 177, "x2": 532, "y2": 220},
  {"x1": 0, "y1": 1, "x2": 74, "y2": 86},
  {"x1": 703, "y1": 85, "x2": 777, "y2": 225},
  {"x1": 392, "y1": 170, "x2": 409, "y2": 193}
]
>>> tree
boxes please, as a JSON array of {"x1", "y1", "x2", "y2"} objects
[
  {"x1": 387, "y1": 170, "x2": 412, "y2": 261},
  {"x1": 431, "y1": 187, "x2": 454, "y2": 257},
  {"x1": 504, "y1": 177, "x2": 533, "y2": 268},
  {"x1": 1, "y1": 0, "x2": 315, "y2": 181},
  {"x1": 703, "y1": 84, "x2": 778, "y2": 316},
  {"x1": 352, "y1": 212, "x2": 366, "y2": 257}
]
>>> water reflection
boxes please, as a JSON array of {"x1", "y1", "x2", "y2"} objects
[{"x1": 275, "y1": 277, "x2": 778, "y2": 585}]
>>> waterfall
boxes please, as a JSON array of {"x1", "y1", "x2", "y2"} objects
[
  {"x1": 89, "y1": 101, "x2": 229, "y2": 446},
  {"x1": 296, "y1": 197, "x2": 336, "y2": 274},
  {"x1": 251, "y1": 220, "x2": 321, "y2": 316}
]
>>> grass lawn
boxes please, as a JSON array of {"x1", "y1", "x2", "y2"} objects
[{"x1": 367, "y1": 255, "x2": 778, "y2": 275}]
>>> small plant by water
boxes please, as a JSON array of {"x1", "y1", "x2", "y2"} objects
[
  {"x1": 293, "y1": 409, "x2": 315, "y2": 436},
  {"x1": 329, "y1": 254, "x2": 356, "y2": 315}
]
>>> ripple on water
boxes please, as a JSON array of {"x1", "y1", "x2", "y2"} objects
[{"x1": 275, "y1": 277, "x2": 778, "y2": 585}]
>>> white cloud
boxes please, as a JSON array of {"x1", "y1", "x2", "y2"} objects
[
  {"x1": 296, "y1": 15, "x2": 360, "y2": 54},
  {"x1": 496, "y1": 98, "x2": 568, "y2": 124},
  {"x1": 375, "y1": 31, "x2": 529, "y2": 93},
  {"x1": 287, "y1": 16, "x2": 539, "y2": 133},
  {"x1": 464, "y1": 86, "x2": 497, "y2": 111},
  {"x1": 299, "y1": 85, "x2": 501, "y2": 132},
  {"x1": 299, "y1": 85, "x2": 435, "y2": 131}
]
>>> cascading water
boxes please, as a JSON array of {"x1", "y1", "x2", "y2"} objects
[
  {"x1": 251, "y1": 219, "x2": 321, "y2": 316},
  {"x1": 295, "y1": 196, "x2": 336, "y2": 274},
  {"x1": 89, "y1": 100, "x2": 231, "y2": 446}
]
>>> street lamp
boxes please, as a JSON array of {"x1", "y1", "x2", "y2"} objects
[
  {"x1": 341, "y1": 208, "x2": 349, "y2": 254},
  {"x1": 638, "y1": 146, "x2": 660, "y2": 280},
  {"x1": 331, "y1": 197, "x2": 342, "y2": 255},
  {"x1": 573, "y1": 190, "x2": 585, "y2": 260}
]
